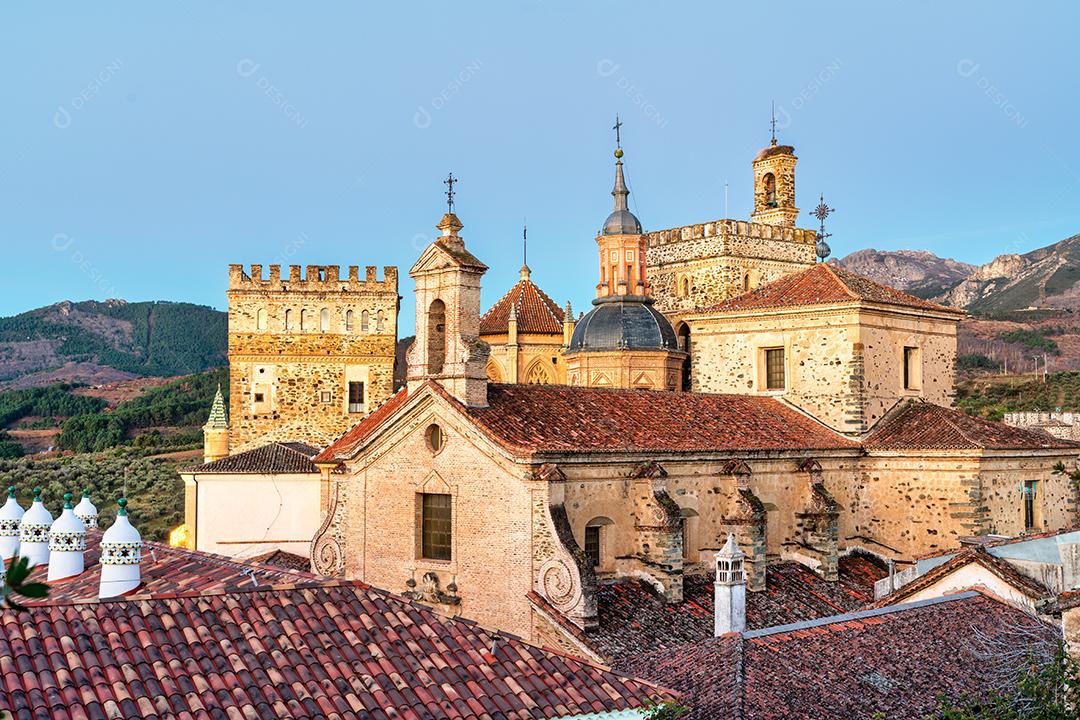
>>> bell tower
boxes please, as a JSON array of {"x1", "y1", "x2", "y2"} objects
[
  {"x1": 406, "y1": 176, "x2": 491, "y2": 407},
  {"x1": 750, "y1": 113, "x2": 799, "y2": 227}
]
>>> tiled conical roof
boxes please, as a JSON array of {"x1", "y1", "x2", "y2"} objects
[
  {"x1": 480, "y1": 270, "x2": 565, "y2": 335},
  {"x1": 205, "y1": 385, "x2": 228, "y2": 429}
]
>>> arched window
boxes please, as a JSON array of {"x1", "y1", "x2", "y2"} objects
[
  {"x1": 319, "y1": 308, "x2": 330, "y2": 332},
  {"x1": 376, "y1": 309, "x2": 385, "y2": 332},
  {"x1": 345, "y1": 309, "x2": 354, "y2": 333},
  {"x1": 486, "y1": 361, "x2": 502, "y2": 384},
  {"x1": 361, "y1": 310, "x2": 369, "y2": 332},
  {"x1": 676, "y1": 322, "x2": 692, "y2": 392},
  {"x1": 256, "y1": 308, "x2": 267, "y2": 331},
  {"x1": 762, "y1": 173, "x2": 777, "y2": 207},
  {"x1": 524, "y1": 361, "x2": 553, "y2": 385},
  {"x1": 299, "y1": 309, "x2": 307, "y2": 331},
  {"x1": 427, "y1": 299, "x2": 446, "y2": 374},
  {"x1": 284, "y1": 308, "x2": 292, "y2": 331},
  {"x1": 584, "y1": 517, "x2": 614, "y2": 571},
  {"x1": 680, "y1": 276, "x2": 690, "y2": 297},
  {"x1": 679, "y1": 507, "x2": 700, "y2": 562},
  {"x1": 743, "y1": 273, "x2": 751, "y2": 292}
]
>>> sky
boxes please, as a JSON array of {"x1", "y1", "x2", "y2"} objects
[{"x1": 2, "y1": 2, "x2": 1079, "y2": 332}]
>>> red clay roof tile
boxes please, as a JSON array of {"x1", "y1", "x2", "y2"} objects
[
  {"x1": 701, "y1": 263, "x2": 964, "y2": 315},
  {"x1": 480, "y1": 276, "x2": 565, "y2": 335},
  {"x1": 864, "y1": 400, "x2": 1080, "y2": 450}
]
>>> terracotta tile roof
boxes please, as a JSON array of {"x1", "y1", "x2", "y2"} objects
[
  {"x1": 190, "y1": 441, "x2": 321, "y2": 474},
  {"x1": 874, "y1": 547, "x2": 1050, "y2": 608},
  {"x1": 247, "y1": 548, "x2": 313, "y2": 573},
  {"x1": 1059, "y1": 588, "x2": 1080, "y2": 611},
  {"x1": 700, "y1": 263, "x2": 964, "y2": 315},
  {"x1": 480, "y1": 275, "x2": 565, "y2": 335},
  {"x1": 0, "y1": 579, "x2": 670, "y2": 719},
  {"x1": 465, "y1": 384, "x2": 857, "y2": 455},
  {"x1": 27, "y1": 529, "x2": 318, "y2": 604},
  {"x1": 864, "y1": 400, "x2": 1080, "y2": 450},
  {"x1": 590, "y1": 555, "x2": 886, "y2": 665},
  {"x1": 624, "y1": 592, "x2": 1060, "y2": 719},
  {"x1": 315, "y1": 388, "x2": 410, "y2": 462}
]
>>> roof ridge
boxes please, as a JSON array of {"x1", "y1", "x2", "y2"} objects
[
  {"x1": 821, "y1": 263, "x2": 861, "y2": 301},
  {"x1": 742, "y1": 591, "x2": 982, "y2": 639},
  {"x1": 931, "y1": 403, "x2": 982, "y2": 448}
]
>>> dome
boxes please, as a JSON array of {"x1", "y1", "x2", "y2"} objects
[
  {"x1": 102, "y1": 499, "x2": 142, "y2": 545},
  {"x1": 74, "y1": 488, "x2": 98, "y2": 528},
  {"x1": 0, "y1": 486, "x2": 23, "y2": 522},
  {"x1": 568, "y1": 296, "x2": 680, "y2": 353},
  {"x1": 603, "y1": 208, "x2": 642, "y2": 236}
]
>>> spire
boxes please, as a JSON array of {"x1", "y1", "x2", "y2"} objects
[
  {"x1": 48, "y1": 492, "x2": 86, "y2": 582},
  {"x1": 602, "y1": 116, "x2": 642, "y2": 236},
  {"x1": 0, "y1": 485, "x2": 25, "y2": 562},
  {"x1": 99, "y1": 498, "x2": 143, "y2": 598},
  {"x1": 205, "y1": 385, "x2": 228, "y2": 429}
]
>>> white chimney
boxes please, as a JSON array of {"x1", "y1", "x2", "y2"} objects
[
  {"x1": 0, "y1": 485, "x2": 25, "y2": 562},
  {"x1": 99, "y1": 498, "x2": 142, "y2": 598},
  {"x1": 18, "y1": 487, "x2": 53, "y2": 568},
  {"x1": 74, "y1": 488, "x2": 98, "y2": 528},
  {"x1": 714, "y1": 533, "x2": 747, "y2": 636},
  {"x1": 47, "y1": 493, "x2": 86, "y2": 582}
]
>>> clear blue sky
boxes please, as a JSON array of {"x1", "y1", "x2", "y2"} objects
[{"x1": 2, "y1": 2, "x2": 1079, "y2": 332}]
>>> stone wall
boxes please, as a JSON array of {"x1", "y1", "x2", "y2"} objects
[
  {"x1": 645, "y1": 219, "x2": 817, "y2": 317},
  {"x1": 684, "y1": 305, "x2": 957, "y2": 435},
  {"x1": 484, "y1": 332, "x2": 567, "y2": 385},
  {"x1": 227, "y1": 263, "x2": 398, "y2": 450},
  {"x1": 1005, "y1": 412, "x2": 1080, "y2": 441},
  {"x1": 564, "y1": 349, "x2": 685, "y2": 391}
]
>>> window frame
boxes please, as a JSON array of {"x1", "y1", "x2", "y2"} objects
[
  {"x1": 903, "y1": 346, "x2": 922, "y2": 391},
  {"x1": 347, "y1": 381, "x2": 365, "y2": 413},
  {"x1": 763, "y1": 347, "x2": 786, "y2": 391},
  {"x1": 420, "y1": 492, "x2": 452, "y2": 562}
]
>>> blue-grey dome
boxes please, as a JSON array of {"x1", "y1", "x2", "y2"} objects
[
  {"x1": 568, "y1": 296, "x2": 680, "y2": 353},
  {"x1": 603, "y1": 208, "x2": 642, "y2": 235}
]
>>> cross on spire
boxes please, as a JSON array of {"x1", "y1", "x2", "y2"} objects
[
  {"x1": 770, "y1": 101, "x2": 777, "y2": 146},
  {"x1": 613, "y1": 114, "x2": 623, "y2": 148},
  {"x1": 444, "y1": 172, "x2": 457, "y2": 212},
  {"x1": 523, "y1": 219, "x2": 528, "y2": 267}
]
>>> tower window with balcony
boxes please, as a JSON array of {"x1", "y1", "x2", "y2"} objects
[{"x1": 348, "y1": 382, "x2": 365, "y2": 413}]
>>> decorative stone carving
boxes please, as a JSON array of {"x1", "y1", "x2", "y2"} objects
[{"x1": 310, "y1": 480, "x2": 345, "y2": 577}]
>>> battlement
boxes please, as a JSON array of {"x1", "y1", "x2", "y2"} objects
[
  {"x1": 228, "y1": 264, "x2": 398, "y2": 293},
  {"x1": 646, "y1": 219, "x2": 817, "y2": 248}
]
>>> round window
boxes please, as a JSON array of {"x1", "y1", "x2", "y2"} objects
[{"x1": 425, "y1": 424, "x2": 444, "y2": 453}]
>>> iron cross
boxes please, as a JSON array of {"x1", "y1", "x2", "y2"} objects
[
  {"x1": 613, "y1": 115, "x2": 622, "y2": 148},
  {"x1": 770, "y1": 101, "x2": 777, "y2": 145},
  {"x1": 444, "y1": 172, "x2": 457, "y2": 212},
  {"x1": 812, "y1": 193, "x2": 834, "y2": 230}
]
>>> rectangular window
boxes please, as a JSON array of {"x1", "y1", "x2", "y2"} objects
[
  {"x1": 1023, "y1": 481, "x2": 1037, "y2": 530},
  {"x1": 253, "y1": 392, "x2": 264, "y2": 403},
  {"x1": 348, "y1": 382, "x2": 365, "y2": 413},
  {"x1": 421, "y1": 493, "x2": 452, "y2": 561},
  {"x1": 320, "y1": 391, "x2": 332, "y2": 403},
  {"x1": 903, "y1": 347, "x2": 921, "y2": 390},
  {"x1": 765, "y1": 348, "x2": 785, "y2": 390},
  {"x1": 584, "y1": 525, "x2": 601, "y2": 569}
]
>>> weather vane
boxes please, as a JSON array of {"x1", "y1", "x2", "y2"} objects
[
  {"x1": 813, "y1": 193, "x2": 834, "y2": 262},
  {"x1": 444, "y1": 172, "x2": 457, "y2": 212},
  {"x1": 613, "y1": 114, "x2": 622, "y2": 149},
  {"x1": 770, "y1": 101, "x2": 777, "y2": 146}
]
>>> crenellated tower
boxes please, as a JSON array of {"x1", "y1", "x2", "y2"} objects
[{"x1": 226, "y1": 262, "x2": 399, "y2": 450}]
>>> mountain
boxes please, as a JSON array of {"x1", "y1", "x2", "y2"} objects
[
  {"x1": 0, "y1": 300, "x2": 227, "y2": 389},
  {"x1": 937, "y1": 235, "x2": 1080, "y2": 316},
  {"x1": 831, "y1": 249, "x2": 975, "y2": 300},
  {"x1": 833, "y1": 234, "x2": 1080, "y2": 316}
]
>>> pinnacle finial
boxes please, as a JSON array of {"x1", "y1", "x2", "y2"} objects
[
  {"x1": 613, "y1": 114, "x2": 623, "y2": 154},
  {"x1": 813, "y1": 194, "x2": 835, "y2": 262},
  {"x1": 63, "y1": 492, "x2": 74, "y2": 509},
  {"x1": 117, "y1": 498, "x2": 128, "y2": 516},
  {"x1": 770, "y1": 101, "x2": 778, "y2": 147},
  {"x1": 82, "y1": 488, "x2": 90, "y2": 498},
  {"x1": 444, "y1": 172, "x2": 457, "y2": 213},
  {"x1": 32, "y1": 487, "x2": 42, "y2": 502},
  {"x1": 206, "y1": 384, "x2": 228, "y2": 429}
]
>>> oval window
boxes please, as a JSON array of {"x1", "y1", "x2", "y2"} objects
[{"x1": 425, "y1": 423, "x2": 444, "y2": 453}]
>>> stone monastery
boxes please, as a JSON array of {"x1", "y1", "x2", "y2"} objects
[{"x1": 181, "y1": 129, "x2": 1080, "y2": 655}]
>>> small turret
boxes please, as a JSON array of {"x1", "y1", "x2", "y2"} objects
[
  {"x1": 0, "y1": 486, "x2": 25, "y2": 562},
  {"x1": 562, "y1": 301, "x2": 576, "y2": 347},
  {"x1": 99, "y1": 498, "x2": 143, "y2": 598},
  {"x1": 714, "y1": 533, "x2": 747, "y2": 636},
  {"x1": 202, "y1": 385, "x2": 230, "y2": 464},
  {"x1": 18, "y1": 487, "x2": 53, "y2": 568},
  {"x1": 47, "y1": 493, "x2": 86, "y2": 581},
  {"x1": 74, "y1": 488, "x2": 98, "y2": 528}
]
